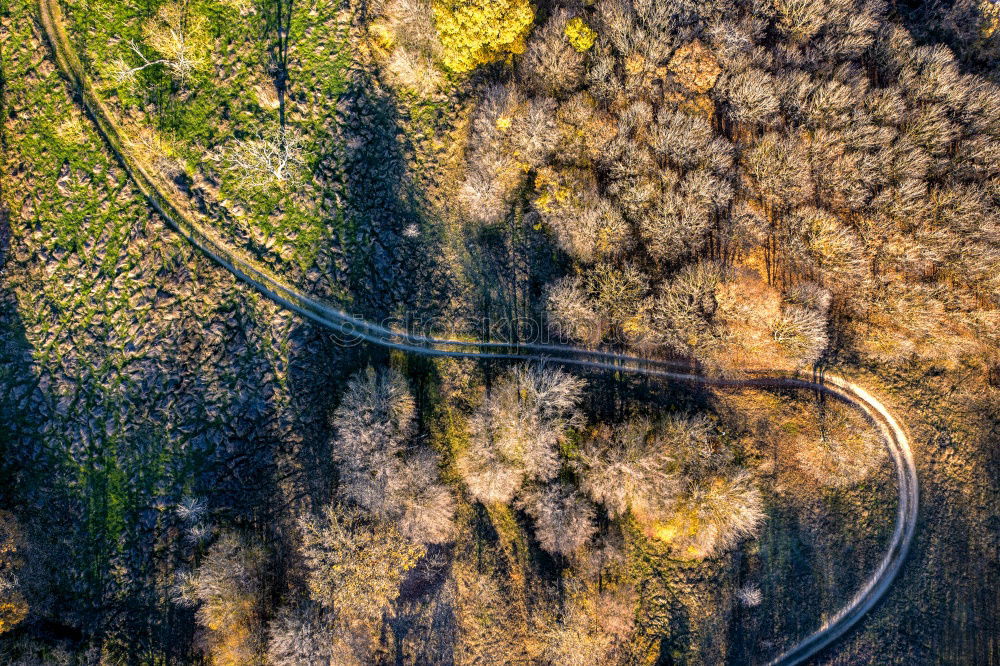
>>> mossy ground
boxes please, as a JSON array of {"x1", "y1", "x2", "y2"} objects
[
  {"x1": 61, "y1": 0, "x2": 353, "y2": 281},
  {"x1": 1, "y1": 0, "x2": 355, "y2": 657}
]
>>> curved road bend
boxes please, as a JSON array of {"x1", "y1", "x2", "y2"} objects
[{"x1": 37, "y1": 2, "x2": 919, "y2": 662}]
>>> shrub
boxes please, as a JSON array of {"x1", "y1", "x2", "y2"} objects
[
  {"x1": 736, "y1": 583, "x2": 763, "y2": 607},
  {"x1": 451, "y1": 561, "x2": 526, "y2": 663}
]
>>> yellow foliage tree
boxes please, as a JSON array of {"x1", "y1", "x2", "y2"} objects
[
  {"x1": 432, "y1": 0, "x2": 535, "y2": 73},
  {"x1": 564, "y1": 17, "x2": 596, "y2": 52}
]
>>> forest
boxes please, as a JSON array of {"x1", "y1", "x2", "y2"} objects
[{"x1": 0, "y1": 0, "x2": 998, "y2": 662}]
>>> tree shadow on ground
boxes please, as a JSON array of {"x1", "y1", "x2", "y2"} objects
[
  {"x1": 896, "y1": 1, "x2": 1000, "y2": 84},
  {"x1": 315, "y1": 73, "x2": 460, "y2": 328},
  {"x1": 461, "y1": 215, "x2": 566, "y2": 345},
  {"x1": 723, "y1": 504, "x2": 816, "y2": 665}
]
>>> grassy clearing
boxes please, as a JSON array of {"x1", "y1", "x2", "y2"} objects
[
  {"x1": 1, "y1": 0, "x2": 306, "y2": 655},
  {"x1": 60, "y1": 0, "x2": 353, "y2": 280}
]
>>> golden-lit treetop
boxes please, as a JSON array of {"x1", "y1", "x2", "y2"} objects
[
  {"x1": 979, "y1": 0, "x2": 999, "y2": 39},
  {"x1": 667, "y1": 40, "x2": 721, "y2": 94},
  {"x1": 0, "y1": 511, "x2": 28, "y2": 635},
  {"x1": 432, "y1": 0, "x2": 535, "y2": 73},
  {"x1": 564, "y1": 17, "x2": 597, "y2": 52}
]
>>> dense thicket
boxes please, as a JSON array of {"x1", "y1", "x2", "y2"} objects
[
  {"x1": 457, "y1": 0, "x2": 999, "y2": 376},
  {"x1": 577, "y1": 415, "x2": 764, "y2": 558}
]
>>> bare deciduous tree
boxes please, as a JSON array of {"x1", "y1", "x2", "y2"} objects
[
  {"x1": 602, "y1": 103, "x2": 734, "y2": 265},
  {"x1": 210, "y1": 126, "x2": 305, "y2": 190},
  {"x1": 717, "y1": 68, "x2": 780, "y2": 126},
  {"x1": 649, "y1": 261, "x2": 725, "y2": 364},
  {"x1": 331, "y1": 366, "x2": 415, "y2": 512},
  {"x1": 793, "y1": 405, "x2": 886, "y2": 487},
  {"x1": 373, "y1": 0, "x2": 447, "y2": 96},
  {"x1": 577, "y1": 419, "x2": 684, "y2": 522},
  {"x1": 394, "y1": 449, "x2": 458, "y2": 545},
  {"x1": 297, "y1": 505, "x2": 424, "y2": 620},
  {"x1": 655, "y1": 470, "x2": 765, "y2": 559},
  {"x1": 331, "y1": 367, "x2": 455, "y2": 544},
  {"x1": 518, "y1": 9, "x2": 587, "y2": 98},
  {"x1": 176, "y1": 531, "x2": 268, "y2": 665},
  {"x1": 457, "y1": 365, "x2": 584, "y2": 504},
  {"x1": 736, "y1": 583, "x2": 763, "y2": 607},
  {"x1": 518, "y1": 482, "x2": 597, "y2": 557},
  {"x1": 111, "y1": 1, "x2": 208, "y2": 83},
  {"x1": 770, "y1": 304, "x2": 829, "y2": 365},
  {"x1": 266, "y1": 602, "x2": 367, "y2": 666},
  {"x1": 542, "y1": 583, "x2": 636, "y2": 665},
  {"x1": 534, "y1": 167, "x2": 628, "y2": 263},
  {"x1": 459, "y1": 84, "x2": 530, "y2": 224},
  {"x1": 545, "y1": 276, "x2": 604, "y2": 345}
]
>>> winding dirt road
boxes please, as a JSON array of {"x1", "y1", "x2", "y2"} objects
[{"x1": 36, "y1": 1, "x2": 919, "y2": 661}]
